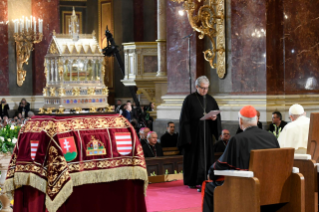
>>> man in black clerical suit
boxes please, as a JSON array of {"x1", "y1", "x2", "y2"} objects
[
  {"x1": 142, "y1": 131, "x2": 163, "y2": 157},
  {"x1": 203, "y1": 105, "x2": 279, "y2": 212},
  {"x1": 268, "y1": 111, "x2": 287, "y2": 136},
  {"x1": 178, "y1": 76, "x2": 221, "y2": 189},
  {"x1": 160, "y1": 122, "x2": 178, "y2": 147},
  {"x1": 213, "y1": 129, "x2": 230, "y2": 153}
]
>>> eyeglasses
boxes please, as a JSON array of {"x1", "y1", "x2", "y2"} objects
[{"x1": 198, "y1": 85, "x2": 209, "y2": 90}]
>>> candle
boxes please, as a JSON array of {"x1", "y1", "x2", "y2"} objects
[
  {"x1": 39, "y1": 19, "x2": 43, "y2": 33},
  {"x1": 34, "y1": 18, "x2": 36, "y2": 33},
  {"x1": 26, "y1": 18, "x2": 28, "y2": 32},
  {"x1": 30, "y1": 16, "x2": 32, "y2": 31}
]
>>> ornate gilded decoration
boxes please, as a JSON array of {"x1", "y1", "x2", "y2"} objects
[
  {"x1": 105, "y1": 105, "x2": 114, "y2": 112},
  {"x1": 87, "y1": 87, "x2": 95, "y2": 95},
  {"x1": 45, "y1": 108, "x2": 52, "y2": 114},
  {"x1": 72, "y1": 87, "x2": 80, "y2": 96},
  {"x1": 58, "y1": 87, "x2": 66, "y2": 97},
  {"x1": 15, "y1": 164, "x2": 47, "y2": 177},
  {"x1": 73, "y1": 107, "x2": 82, "y2": 112},
  {"x1": 13, "y1": 19, "x2": 43, "y2": 86},
  {"x1": 22, "y1": 116, "x2": 132, "y2": 135},
  {"x1": 39, "y1": 108, "x2": 45, "y2": 114},
  {"x1": 43, "y1": 87, "x2": 48, "y2": 96},
  {"x1": 171, "y1": 0, "x2": 226, "y2": 78},
  {"x1": 57, "y1": 107, "x2": 65, "y2": 114},
  {"x1": 102, "y1": 87, "x2": 109, "y2": 95},
  {"x1": 49, "y1": 87, "x2": 56, "y2": 97},
  {"x1": 89, "y1": 107, "x2": 97, "y2": 113},
  {"x1": 86, "y1": 136, "x2": 107, "y2": 156},
  {"x1": 47, "y1": 146, "x2": 70, "y2": 197},
  {"x1": 58, "y1": 60, "x2": 64, "y2": 81},
  {"x1": 44, "y1": 60, "x2": 48, "y2": 86},
  {"x1": 50, "y1": 42, "x2": 58, "y2": 54}
]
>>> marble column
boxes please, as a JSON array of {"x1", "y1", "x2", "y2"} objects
[
  {"x1": 231, "y1": 0, "x2": 267, "y2": 94},
  {"x1": 282, "y1": 0, "x2": 319, "y2": 94},
  {"x1": 133, "y1": 0, "x2": 143, "y2": 41},
  {"x1": 156, "y1": 0, "x2": 166, "y2": 77},
  {"x1": 32, "y1": 0, "x2": 60, "y2": 95},
  {"x1": 0, "y1": 0, "x2": 9, "y2": 95},
  {"x1": 166, "y1": 1, "x2": 204, "y2": 94}
]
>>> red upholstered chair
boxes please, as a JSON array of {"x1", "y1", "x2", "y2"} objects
[{"x1": 213, "y1": 148, "x2": 305, "y2": 212}]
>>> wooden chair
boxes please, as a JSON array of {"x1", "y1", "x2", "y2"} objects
[
  {"x1": 307, "y1": 113, "x2": 319, "y2": 162},
  {"x1": 294, "y1": 154, "x2": 318, "y2": 212},
  {"x1": 292, "y1": 113, "x2": 319, "y2": 212},
  {"x1": 214, "y1": 148, "x2": 305, "y2": 212}
]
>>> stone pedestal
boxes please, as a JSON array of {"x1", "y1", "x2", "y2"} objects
[{"x1": 0, "y1": 154, "x2": 13, "y2": 212}]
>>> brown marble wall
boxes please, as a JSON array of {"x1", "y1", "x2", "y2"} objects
[
  {"x1": 282, "y1": 0, "x2": 319, "y2": 94},
  {"x1": 266, "y1": 0, "x2": 284, "y2": 95},
  {"x1": 166, "y1": 1, "x2": 204, "y2": 94},
  {"x1": 231, "y1": 0, "x2": 267, "y2": 94},
  {"x1": 133, "y1": 0, "x2": 144, "y2": 41},
  {"x1": 32, "y1": 0, "x2": 60, "y2": 95},
  {"x1": 0, "y1": 0, "x2": 9, "y2": 95}
]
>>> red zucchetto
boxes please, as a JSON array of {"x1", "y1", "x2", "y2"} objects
[{"x1": 239, "y1": 105, "x2": 257, "y2": 118}]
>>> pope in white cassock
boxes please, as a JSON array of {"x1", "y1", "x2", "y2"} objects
[{"x1": 278, "y1": 104, "x2": 310, "y2": 154}]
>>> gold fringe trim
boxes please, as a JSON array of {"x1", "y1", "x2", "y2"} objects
[
  {"x1": 45, "y1": 180, "x2": 73, "y2": 212},
  {"x1": 70, "y1": 166, "x2": 148, "y2": 194},
  {"x1": 3, "y1": 178, "x2": 14, "y2": 194},
  {"x1": 13, "y1": 172, "x2": 47, "y2": 194},
  {"x1": 3, "y1": 178, "x2": 15, "y2": 200}
]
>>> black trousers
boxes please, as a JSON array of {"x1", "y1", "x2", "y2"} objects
[{"x1": 203, "y1": 181, "x2": 224, "y2": 212}]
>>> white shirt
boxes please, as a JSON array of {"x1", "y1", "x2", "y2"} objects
[{"x1": 278, "y1": 116, "x2": 310, "y2": 153}]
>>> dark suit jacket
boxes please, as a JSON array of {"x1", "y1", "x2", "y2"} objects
[
  {"x1": 0, "y1": 104, "x2": 10, "y2": 118},
  {"x1": 18, "y1": 102, "x2": 30, "y2": 118},
  {"x1": 142, "y1": 142, "x2": 163, "y2": 157}
]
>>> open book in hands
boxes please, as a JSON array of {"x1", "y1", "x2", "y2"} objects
[{"x1": 200, "y1": 110, "x2": 221, "y2": 121}]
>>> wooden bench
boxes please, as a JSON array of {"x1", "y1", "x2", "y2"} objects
[
  {"x1": 214, "y1": 148, "x2": 305, "y2": 212},
  {"x1": 293, "y1": 112, "x2": 319, "y2": 212}
]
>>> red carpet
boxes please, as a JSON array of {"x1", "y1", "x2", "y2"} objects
[{"x1": 146, "y1": 180, "x2": 202, "y2": 212}]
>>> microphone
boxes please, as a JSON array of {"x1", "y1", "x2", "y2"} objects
[{"x1": 203, "y1": 95, "x2": 206, "y2": 115}]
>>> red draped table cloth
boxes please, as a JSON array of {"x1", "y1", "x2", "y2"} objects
[{"x1": 4, "y1": 114, "x2": 148, "y2": 212}]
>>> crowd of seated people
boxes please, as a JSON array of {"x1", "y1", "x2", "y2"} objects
[
  {"x1": 0, "y1": 98, "x2": 34, "y2": 128},
  {"x1": 115, "y1": 99, "x2": 156, "y2": 133}
]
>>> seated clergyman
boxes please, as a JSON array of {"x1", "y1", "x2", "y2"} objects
[
  {"x1": 203, "y1": 105, "x2": 279, "y2": 212},
  {"x1": 139, "y1": 127, "x2": 150, "y2": 146},
  {"x1": 278, "y1": 104, "x2": 310, "y2": 154},
  {"x1": 142, "y1": 131, "x2": 163, "y2": 157},
  {"x1": 160, "y1": 122, "x2": 178, "y2": 148},
  {"x1": 212, "y1": 129, "x2": 230, "y2": 153}
]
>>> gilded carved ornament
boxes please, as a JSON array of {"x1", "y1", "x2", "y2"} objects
[
  {"x1": 170, "y1": 0, "x2": 226, "y2": 78},
  {"x1": 87, "y1": 87, "x2": 96, "y2": 96},
  {"x1": 72, "y1": 87, "x2": 81, "y2": 96},
  {"x1": 58, "y1": 87, "x2": 66, "y2": 96},
  {"x1": 43, "y1": 87, "x2": 48, "y2": 97},
  {"x1": 49, "y1": 87, "x2": 56, "y2": 97},
  {"x1": 102, "y1": 87, "x2": 109, "y2": 96}
]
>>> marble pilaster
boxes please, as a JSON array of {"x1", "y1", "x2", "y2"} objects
[
  {"x1": 0, "y1": 0, "x2": 9, "y2": 95},
  {"x1": 166, "y1": 1, "x2": 204, "y2": 95},
  {"x1": 156, "y1": 0, "x2": 166, "y2": 77},
  {"x1": 32, "y1": 0, "x2": 60, "y2": 95}
]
